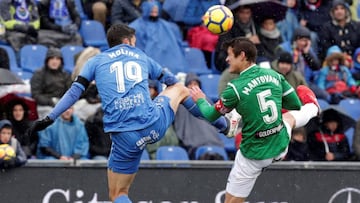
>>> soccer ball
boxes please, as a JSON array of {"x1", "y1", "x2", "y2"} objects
[
  {"x1": 202, "y1": 5, "x2": 234, "y2": 35},
  {"x1": 0, "y1": 144, "x2": 16, "y2": 161}
]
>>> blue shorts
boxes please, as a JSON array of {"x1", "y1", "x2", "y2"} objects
[{"x1": 108, "y1": 96, "x2": 174, "y2": 174}]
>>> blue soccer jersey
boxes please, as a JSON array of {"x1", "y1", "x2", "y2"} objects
[{"x1": 80, "y1": 44, "x2": 164, "y2": 133}]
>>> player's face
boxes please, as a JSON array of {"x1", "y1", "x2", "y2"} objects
[
  {"x1": 226, "y1": 47, "x2": 242, "y2": 73},
  {"x1": 130, "y1": 35, "x2": 136, "y2": 46}
]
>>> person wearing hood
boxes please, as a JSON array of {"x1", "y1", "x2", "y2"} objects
[
  {"x1": 129, "y1": 1, "x2": 186, "y2": 74},
  {"x1": 315, "y1": 45, "x2": 359, "y2": 103},
  {"x1": 37, "y1": 106, "x2": 89, "y2": 160},
  {"x1": 319, "y1": 0, "x2": 360, "y2": 61},
  {"x1": 30, "y1": 47, "x2": 72, "y2": 119},
  {"x1": 276, "y1": 26, "x2": 321, "y2": 84},
  {"x1": 0, "y1": 119, "x2": 27, "y2": 169},
  {"x1": 271, "y1": 51, "x2": 307, "y2": 89},
  {"x1": 307, "y1": 109, "x2": 351, "y2": 161}
]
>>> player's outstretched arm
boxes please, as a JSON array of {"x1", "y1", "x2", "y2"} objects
[
  {"x1": 28, "y1": 80, "x2": 86, "y2": 136},
  {"x1": 190, "y1": 86, "x2": 222, "y2": 122}
]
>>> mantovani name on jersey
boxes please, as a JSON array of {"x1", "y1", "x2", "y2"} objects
[
  {"x1": 108, "y1": 48, "x2": 140, "y2": 59},
  {"x1": 242, "y1": 75, "x2": 280, "y2": 95}
]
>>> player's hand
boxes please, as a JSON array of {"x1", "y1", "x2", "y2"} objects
[
  {"x1": 27, "y1": 116, "x2": 54, "y2": 136},
  {"x1": 189, "y1": 86, "x2": 206, "y2": 102}
]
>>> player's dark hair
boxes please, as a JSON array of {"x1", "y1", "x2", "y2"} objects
[
  {"x1": 107, "y1": 24, "x2": 136, "y2": 48},
  {"x1": 222, "y1": 37, "x2": 257, "y2": 62}
]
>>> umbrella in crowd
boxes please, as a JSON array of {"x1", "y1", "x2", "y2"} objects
[
  {"x1": 0, "y1": 68, "x2": 24, "y2": 85},
  {"x1": 306, "y1": 106, "x2": 356, "y2": 134},
  {"x1": 0, "y1": 93, "x2": 38, "y2": 121},
  {"x1": 228, "y1": 0, "x2": 288, "y2": 23}
]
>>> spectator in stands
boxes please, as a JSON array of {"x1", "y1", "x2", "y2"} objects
[
  {"x1": 37, "y1": 106, "x2": 89, "y2": 160},
  {"x1": 271, "y1": 51, "x2": 307, "y2": 89},
  {"x1": 0, "y1": 0, "x2": 40, "y2": 52},
  {"x1": 145, "y1": 79, "x2": 179, "y2": 159},
  {"x1": 30, "y1": 48, "x2": 72, "y2": 119},
  {"x1": 174, "y1": 73, "x2": 224, "y2": 159},
  {"x1": 0, "y1": 119, "x2": 27, "y2": 169},
  {"x1": 129, "y1": 1, "x2": 186, "y2": 74},
  {"x1": 284, "y1": 127, "x2": 310, "y2": 161},
  {"x1": 37, "y1": 0, "x2": 82, "y2": 48},
  {"x1": 257, "y1": 16, "x2": 283, "y2": 62},
  {"x1": 319, "y1": 0, "x2": 360, "y2": 61},
  {"x1": 85, "y1": 106, "x2": 111, "y2": 160},
  {"x1": 307, "y1": 108, "x2": 351, "y2": 161},
  {"x1": 298, "y1": 0, "x2": 333, "y2": 54},
  {"x1": 276, "y1": 26, "x2": 321, "y2": 83},
  {"x1": 0, "y1": 47, "x2": 10, "y2": 70},
  {"x1": 277, "y1": 0, "x2": 300, "y2": 43},
  {"x1": 111, "y1": 0, "x2": 143, "y2": 25},
  {"x1": 315, "y1": 45, "x2": 359, "y2": 104},
  {"x1": 7, "y1": 100, "x2": 37, "y2": 158},
  {"x1": 214, "y1": 5, "x2": 259, "y2": 72},
  {"x1": 275, "y1": 26, "x2": 329, "y2": 102},
  {"x1": 83, "y1": 0, "x2": 112, "y2": 28}
]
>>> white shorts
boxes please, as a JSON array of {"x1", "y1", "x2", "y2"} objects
[{"x1": 226, "y1": 121, "x2": 292, "y2": 198}]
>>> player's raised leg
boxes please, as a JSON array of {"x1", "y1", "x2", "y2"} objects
[{"x1": 283, "y1": 85, "x2": 320, "y2": 129}]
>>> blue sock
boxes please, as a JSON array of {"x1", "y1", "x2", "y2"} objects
[
  {"x1": 182, "y1": 96, "x2": 203, "y2": 117},
  {"x1": 212, "y1": 116, "x2": 228, "y2": 133},
  {"x1": 182, "y1": 97, "x2": 228, "y2": 132},
  {"x1": 114, "y1": 195, "x2": 132, "y2": 203}
]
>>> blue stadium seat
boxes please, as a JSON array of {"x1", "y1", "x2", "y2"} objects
[
  {"x1": 210, "y1": 50, "x2": 221, "y2": 74},
  {"x1": 20, "y1": 44, "x2": 48, "y2": 73},
  {"x1": 80, "y1": 20, "x2": 109, "y2": 51},
  {"x1": 184, "y1": 47, "x2": 212, "y2": 75},
  {"x1": 218, "y1": 133, "x2": 236, "y2": 153},
  {"x1": 338, "y1": 98, "x2": 360, "y2": 121},
  {"x1": 141, "y1": 150, "x2": 150, "y2": 160},
  {"x1": 0, "y1": 45, "x2": 20, "y2": 71},
  {"x1": 345, "y1": 127, "x2": 354, "y2": 153},
  {"x1": 317, "y1": 98, "x2": 329, "y2": 110},
  {"x1": 12, "y1": 70, "x2": 33, "y2": 81},
  {"x1": 199, "y1": 73, "x2": 221, "y2": 102},
  {"x1": 195, "y1": 145, "x2": 228, "y2": 160},
  {"x1": 155, "y1": 146, "x2": 189, "y2": 160},
  {"x1": 60, "y1": 45, "x2": 85, "y2": 73}
]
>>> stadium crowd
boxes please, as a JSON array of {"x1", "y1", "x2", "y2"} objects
[{"x1": 1, "y1": 0, "x2": 360, "y2": 168}]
